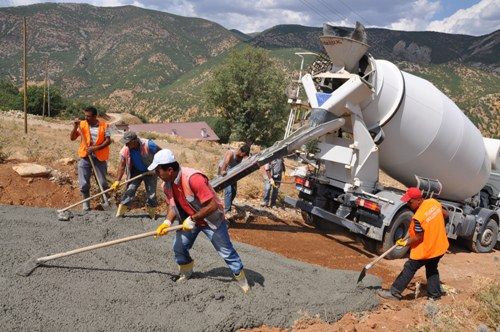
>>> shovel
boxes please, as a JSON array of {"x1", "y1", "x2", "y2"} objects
[
  {"x1": 17, "y1": 218, "x2": 195, "y2": 277},
  {"x1": 57, "y1": 172, "x2": 152, "y2": 220},
  {"x1": 357, "y1": 237, "x2": 408, "y2": 284}
]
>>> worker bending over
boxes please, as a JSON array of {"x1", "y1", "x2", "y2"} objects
[
  {"x1": 151, "y1": 149, "x2": 250, "y2": 293},
  {"x1": 378, "y1": 187, "x2": 449, "y2": 300},
  {"x1": 113, "y1": 131, "x2": 161, "y2": 218}
]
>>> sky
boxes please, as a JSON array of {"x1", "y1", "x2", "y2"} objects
[{"x1": 1, "y1": 0, "x2": 499, "y2": 36}]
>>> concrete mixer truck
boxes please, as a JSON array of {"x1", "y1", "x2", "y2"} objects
[
  {"x1": 210, "y1": 23, "x2": 499, "y2": 259},
  {"x1": 283, "y1": 24, "x2": 500, "y2": 258}
]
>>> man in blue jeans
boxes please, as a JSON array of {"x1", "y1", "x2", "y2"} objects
[
  {"x1": 261, "y1": 158, "x2": 285, "y2": 208},
  {"x1": 151, "y1": 149, "x2": 250, "y2": 293},
  {"x1": 113, "y1": 131, "x2": 161, "y2": 218},
  {"x1": 218, "y1": 144, "x2": 250, "y2": 218}
]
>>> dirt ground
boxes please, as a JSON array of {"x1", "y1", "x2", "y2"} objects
[{"x1": 0, "y1": 113, "x2": 498, "y2": 331}]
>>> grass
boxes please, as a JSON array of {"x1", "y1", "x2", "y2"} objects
[{"x1": 414, "y1": 278, "x2": 500, "y2": 331}]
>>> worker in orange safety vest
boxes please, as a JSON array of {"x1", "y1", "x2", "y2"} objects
[
  {"x1": 378, "y1": 187, "x2": 449, "y2": 300},
  {"x1": 70, "y1": 106, "x2": 111, "y2": 211}
]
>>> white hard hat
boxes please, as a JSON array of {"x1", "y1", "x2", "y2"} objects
[{"x1": 148, "y1": 149, "x2": 176, "y2": 171}]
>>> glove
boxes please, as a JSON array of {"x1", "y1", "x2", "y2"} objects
[
  {"x1": 155, "y1": 220, "x2": 172, "y2": 238},
  {"x1": 396, "y1": 238, "x2": 408, "y2": 247},
  {"x1": 269, "y1": 178, "x2": 276, "y2": 187},
  {"x1": 110, "y1": 181, "x2": 120, "y2": 191},
  {"x1": 182, "y1": 217, "x2": 195, "y2": 231}
]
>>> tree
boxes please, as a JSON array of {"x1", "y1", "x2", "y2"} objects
[
  {"x1": 26, "y1": 86, "x2": 64, "y2": 117},
  {"x1": 0, "y1": 80, "x2": 22, "y2": 111},
  {"x1": 204, "y1": 46, "x2": 289, "y2": 146}
]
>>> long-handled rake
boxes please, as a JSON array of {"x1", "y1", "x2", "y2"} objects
[
  {"x1": 17, "y1": 218, "x2": 194, "y2": 277},
  {"x1": 57, "y1": 172, "x2": 152, "y2": 221}
]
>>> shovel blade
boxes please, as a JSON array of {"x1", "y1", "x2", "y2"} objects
[{"x1": 357, "y1": 267, "x2": 367, "y2": 284}]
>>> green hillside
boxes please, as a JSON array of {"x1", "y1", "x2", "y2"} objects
[{"x1": 0, "y1": 3, "x2": 239, "y2": 99}]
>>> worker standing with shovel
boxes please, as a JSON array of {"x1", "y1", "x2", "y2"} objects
[
  {"x1": 113, "y1": 131, "x2": 161, "y2": 218},
  {"x1": 70, "y1": 107, "x2": 111, "y2": 211},
  {"x1": 151, "y1": 149, "x2": 250, "y2": 293}
]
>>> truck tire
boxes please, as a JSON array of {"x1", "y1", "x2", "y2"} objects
[
  {"x1": 381, "y1": 210, "x2": 412, "y2": 259},
  {"x1": 470, "y1": 218, "x2": 498, "y2": 253}
]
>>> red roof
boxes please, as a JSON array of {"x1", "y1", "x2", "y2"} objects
[{"x1": 128, "y1": 122, "x2": 219, "y2": 141}]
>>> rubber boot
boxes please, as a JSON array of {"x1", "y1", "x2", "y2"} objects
[
  {"x1": 82, "y1": 193, "x2": 90, "y2": 211},
  {"x1": 234, "y1": 269, "x2": 250, "y2": 294},
  {"x1": 147, "y1": 206, "x2": 156, "y2": 219},
  {"x1": 177, "y1": 261, "x2": 194, "y2": 283},
  {"x1": 115, "y1": 204, "x2": 128, "y2": 218}
]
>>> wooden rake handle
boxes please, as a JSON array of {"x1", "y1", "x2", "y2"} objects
[
  {"x1": 37, "y1": 224, "x2": 184, "y2": 264},
  {"x1": 58, "y1": 172, "x2": 152, "y2": 213}
]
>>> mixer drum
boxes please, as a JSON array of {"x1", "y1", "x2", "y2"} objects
[{"x1": 367, "y1": 60, "x2": 491, "y2": 201}]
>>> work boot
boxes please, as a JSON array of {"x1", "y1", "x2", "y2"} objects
[
  {"x1": 82, "y1": 193, "x2": 90, "y2": 211},
  {"x1": 82, "y1": 200, "x2": 91, "y2": 211},
  {"x1": 176, "y1": 261, "x2": 194, "y2": 283},
  {"x1": 115, "y1": 204, "x2": 128, "y2": 218},
  {"x1": 377, "y1": 289, "x2": 402, "y2": 300},
  {"x1": 147, "y1": 206, "x2": 156, "y2": 219},
  {"x1": 234, "y1": 270, "x2": 250, "y2": 294}
]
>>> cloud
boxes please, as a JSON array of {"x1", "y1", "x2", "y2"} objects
[
  {"x1": 0, "y1": 0, "x2": 498, "y2": 35},
  {"x1": 388, "y1": 0, "x2": 441, "y2": 31},
  {"x1": 427, "y1": 0, "x2": 500, "y2": 36}
]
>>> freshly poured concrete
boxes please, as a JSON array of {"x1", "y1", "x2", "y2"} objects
[{"x1": 0, "y1": 205, "x2": 380, "y2": 331}]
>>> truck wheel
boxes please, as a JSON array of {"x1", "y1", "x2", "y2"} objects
[
  {"x1": 470, "y1": 218, "x2": 498, "y2": 253},
  {"x1": 381, "y1": 210, "x2": 412, "y2": 259}
]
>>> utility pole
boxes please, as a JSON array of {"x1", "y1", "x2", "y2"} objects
[
  {"x1": 42, "y1": 57, "x2": 47, "y2": 119},
  {"x1": 22, "y1": 17, "x2": 28, "y2": 134},
  {"x1": 47, "y1": 69, "x2": 51, "y2": 117}
]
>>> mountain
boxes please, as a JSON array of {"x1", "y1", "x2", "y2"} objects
[
  {"x1": 0, "y1": 4, "x2": 498, "y2": 137},
  {"x1": 251, "y1": 24, "x2": 500, "y2": 67},
  {"x1": 0, "y1": 3, "x2": 240, "y2": 99},
  {"x1": 229, "y1": 29, "x2": 252, "y2": 42}
]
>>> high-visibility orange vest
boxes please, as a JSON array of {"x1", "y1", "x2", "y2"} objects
[
  {"x1": 78, "y1": 121, "x2": 110, "y2": 161},
  {"x1": 409, "y1": 198, "x2": 449, "y2": 260}
]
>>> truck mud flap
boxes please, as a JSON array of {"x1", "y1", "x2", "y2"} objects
[
  {"x1": 285, "y1": 197, "x2": 369, "y2": 235},
  {"x1": 210, "y1": 118, "x2": 345, "y2": 192}
]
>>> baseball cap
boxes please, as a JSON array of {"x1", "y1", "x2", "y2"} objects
[
  {"x1": 147, "y1": 149, "x2": 176, "y2": 171},
  {"x1": 121, "y1": 131, "x2": 138, "y2": 144},
  {"x1": 401, "y1": 187, "x2": 422, "y2": 203}
]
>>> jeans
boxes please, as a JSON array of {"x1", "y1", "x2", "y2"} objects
[
  {"x1": 223, "y1": 183, "x2": 237, "y2": 213},
  {"x1": 262, "y1": 176, "x2": 281, "y2": 206},
  {"x1": 120, "y1": 173, "x2": 158, "y2": 207},
  {"x1": 78, "y1": 157, "x2": 108, "y2": 197},
  {"x1": 391, "y1": 255, "x2": 443, "y2": 298},
  {"x1": 173, "y1": 221, "x2": 244, "y2": 275}
]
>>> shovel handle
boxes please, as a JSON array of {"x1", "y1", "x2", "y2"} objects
[
  {"x1": 58, "y1": 172, "x2": 151, "y2": 213},
  {"x1": 365, "y1": 243, "x2": 399, "y2": 270},
  {"x1": 365, "y1": 236, "x2": 409, "y2": 270},
  {"x1": 37, "y1": 224, "x2": 184, "y2": 263}
]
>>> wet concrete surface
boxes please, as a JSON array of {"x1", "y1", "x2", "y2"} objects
[{"x1": 0, "y1": 205, "x2": 380, "y2": 331}]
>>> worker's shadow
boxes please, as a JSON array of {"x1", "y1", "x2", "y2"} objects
[
  {"x1": 35, "y1": 265, "x2": 264, "y2": 287},
  {"x1": 191, "y1": 267, "x2": 265, "y2": 287}
]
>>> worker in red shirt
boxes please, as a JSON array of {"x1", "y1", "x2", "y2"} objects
[
  {"x1": 378, "y1": 187, "x2": 449, "y2": 300},
  {"x1": 150, "y1": 149, "x2": 250, "y2": 293}
]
